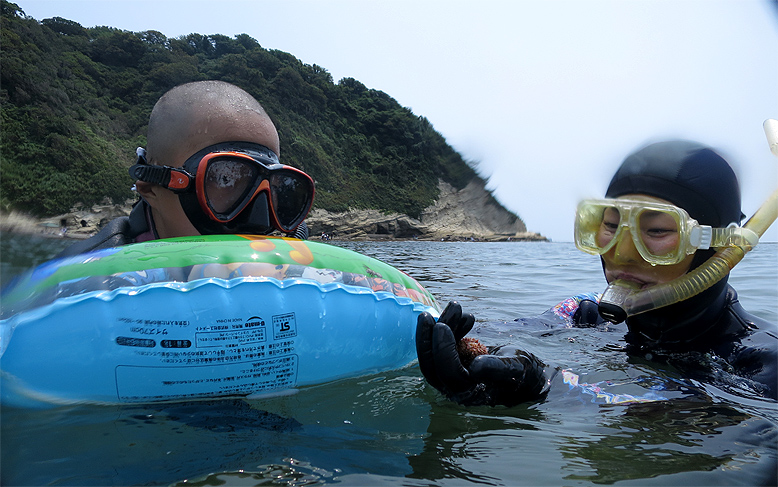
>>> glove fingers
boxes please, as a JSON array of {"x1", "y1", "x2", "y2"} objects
[
  {"x1": 438, "y1": 301, "x2": 475, "y2": 342},
  {"x1": 573, "y1": 299, "x2": 601, "y2": 327},
  {"x1": 453, "y1": 312, "x2": 475, "y2": 342},
  {"x1": 438, "y1": 301, "x2": 463, "y2": 327},
  {"x1": 432, "y1": 323, "x2": 472, "y2": 393},
  {"x1": 416, "y1": 312, "x2": 443, "y2": 391}
]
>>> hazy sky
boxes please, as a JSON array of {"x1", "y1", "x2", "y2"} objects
[{"x1": 17, "y1": 0, "x2": 778, "y2": 242}]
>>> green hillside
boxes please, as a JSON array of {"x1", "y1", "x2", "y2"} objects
[{"x1": 0, "y1": 1, "x2": 517, "y2": 223}]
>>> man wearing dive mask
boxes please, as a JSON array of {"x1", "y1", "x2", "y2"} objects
[
  {"x1": 417, "y1": 140, "x2": 777, "y2": 406},
  {"x1": 57, "y1": 81, "x2": 313, "y2": 258}
]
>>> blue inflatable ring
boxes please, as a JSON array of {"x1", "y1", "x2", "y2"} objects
[{"x1": 0, "y1": 235, "x2": 440, "y2": 407}]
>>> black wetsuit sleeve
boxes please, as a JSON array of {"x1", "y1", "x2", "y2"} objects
[
  {"x1": 722, "y1": 298, "x2": 778, "y2": 400},
  {"x1": 54, "y1": 216, "x2": 133, "y2": 259},
  {"x1": 54, "y1": 200, "x2": 150, "y2": 259}
]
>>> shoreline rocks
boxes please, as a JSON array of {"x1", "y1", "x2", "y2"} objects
[
  {"x1": 305, "y1": 208, "x2": 546, "y2": 242},
  {"x1": 306, "y1": 180, "x2": 547, "y2": 242},
  {"x1": 0, "y1": 201, "x2": 133, "y2": 241},
  {"x1": 0, "y1": 180, "x2": 548, "y2": 243}
]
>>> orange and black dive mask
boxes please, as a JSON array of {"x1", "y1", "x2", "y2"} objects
[{"x1": 129, "y1": 141, "x2": 315, "y2": 236}]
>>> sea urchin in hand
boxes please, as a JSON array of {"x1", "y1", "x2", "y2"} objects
[{"x1": 457, "y1": 337, "x2": 488, "y2": 366}]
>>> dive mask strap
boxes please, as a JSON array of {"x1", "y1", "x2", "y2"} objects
[
  {"x1": 128, "y1": 147, "x2": 193, "y2": 192},
  {"x1": 688, "y1": 224, "x2": 759, "y2": 251}
]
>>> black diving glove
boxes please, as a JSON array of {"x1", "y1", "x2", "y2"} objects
[
  {"x1": 416, "y1": 301, "x2": 548, "y2": 407},
  {"x1": 572, "y1": 299, "x2": 604, "y2": 327}
]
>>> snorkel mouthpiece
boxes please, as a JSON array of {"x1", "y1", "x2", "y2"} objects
[
  {"x1": 598, "y1": 244, "x2": 747, "y2": 323},
  {"x1": 598, "y1": 280, "x2": 639, "y2": 323},
  {"x1": 598, "y1": 120, "x2": 778, "y2": 323}
]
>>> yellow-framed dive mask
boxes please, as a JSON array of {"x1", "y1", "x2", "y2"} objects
[{"x1": 574, "y1": 198, "x2": 755, "y2": 266}]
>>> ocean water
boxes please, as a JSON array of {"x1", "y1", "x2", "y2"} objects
[{"x1": 1, "y1": 234, "x2": 776, "y2": 486}]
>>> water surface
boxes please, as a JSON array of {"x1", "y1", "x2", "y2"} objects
[{"x1": 1, "y1": 235, "x2": 776, "y2": 485}]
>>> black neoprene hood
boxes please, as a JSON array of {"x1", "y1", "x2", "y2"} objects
[{"x1": 605, "y1": 140, "x2": 743, "y2": 228}]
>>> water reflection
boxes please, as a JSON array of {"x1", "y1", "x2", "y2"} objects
[
  {"x1": 563, "y1": 401, "x2": 777, "y2": 485},
  {"x1": 1, "y1": 235, "x2": 776, "y2": 486},
  {"x1": 405, "y1": 395, "x2": 777, "y2": 486}
]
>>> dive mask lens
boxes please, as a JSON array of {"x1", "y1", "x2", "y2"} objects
[
  {"x1": 268, "y1": 170, "x2": 315, "y2": 231},
  {"x1": 202, "y1": 156, "x2": 260, "y2": 218},
  {"x1": 575, "y1": 199, "x2": 688, "y2": 265},
  {"x1": 574, "y1": 200, "x2": 623, "y2": 256},
  {"x1": 631, "y1": 205, "x2": 685, "y2": 265}
]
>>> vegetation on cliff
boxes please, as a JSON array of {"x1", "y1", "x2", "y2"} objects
[{"x1": 0, "y1": 1, "x2": 519, "y2": 224}]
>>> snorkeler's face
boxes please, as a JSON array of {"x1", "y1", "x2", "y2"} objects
[{"x1": 600, "y1": 195, "x2": 695, "y2": 288}]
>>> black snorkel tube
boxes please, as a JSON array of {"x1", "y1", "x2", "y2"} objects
[{"x1": 598, "y1": 119, "x2": 778, "y2": 323}]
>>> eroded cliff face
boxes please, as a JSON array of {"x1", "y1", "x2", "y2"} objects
[
  {"x1": 306, "y1": 180, "x2": 546, "y2": 241},
  {"x1": 2, "y1": 180, "x2": 546, "y2": 242}
]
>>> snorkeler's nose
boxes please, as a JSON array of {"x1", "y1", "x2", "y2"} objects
[{"x1": 611, "y1": 229, "x2": 642, "y2": 264}]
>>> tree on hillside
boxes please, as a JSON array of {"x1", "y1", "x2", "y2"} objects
[{"x1": 0, "y1": 0, "x2": 515, "y2": 222}]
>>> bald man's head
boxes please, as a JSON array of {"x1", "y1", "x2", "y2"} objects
[{"x1": 145, "y1": 81, "x2": 280, "y2": 167}]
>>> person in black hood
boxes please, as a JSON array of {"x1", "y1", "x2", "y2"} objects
[
  {"x1": 601, "y1": 140, "x2": 746, "y2": 347},
  {"x1": 416, "y1": 140, "x2": 777, "y2": 406}
]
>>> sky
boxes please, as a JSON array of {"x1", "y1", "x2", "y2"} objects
[{"x1": 16, "y1": 0, "x2": 778, "y2": 242}]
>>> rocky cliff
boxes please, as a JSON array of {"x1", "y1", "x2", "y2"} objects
[
  {"x1": 307, "y1": 179, "x2": 546, "y2": 241},
  {"x1": 1, "y1": 179, "x2": 546, "y2": 242}
]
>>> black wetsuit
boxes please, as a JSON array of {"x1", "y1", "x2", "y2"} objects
[
  {"x1": 55, "y1": 200, "x2": 154, "y2": 259},
  {"x1": 574, "y1": 279, "x2": 778, "y2": 400},
  {"x1": 55, "y1": 200, "x2": 310, "y2": 260}
]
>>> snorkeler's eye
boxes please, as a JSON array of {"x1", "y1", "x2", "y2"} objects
[
  {"x1": 644, "y1": 228, "x2": 677, "y2": 238},
  {"x1": 602, "y1": 221, "x2": 618, "y2": 233},
  {"x1": 601, "y1": 208, "x2": 621, "y2": 232},
  {"x1": 639, "y1": 211, "x2": 679, "y2": 240}
]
